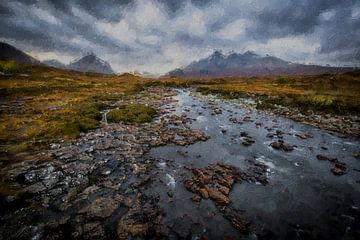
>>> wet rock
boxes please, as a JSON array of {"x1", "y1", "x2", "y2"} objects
[
  {"x1": 242, "y1": 137, "x2": 255, "y2": 146},
  {"x1": 229, "y1": 117, "x2": 238, "y2": 123},
  {"x1": 117, "y1": 199, "x2": 160, "y2": 239},
  {"x1": 316, "y1": 154, "x2": 337, "y2": 162},
  {"x1": 222, "y1": 209, "x2": 249, "y2": 233},
  {"x1": 353, "y1": 152, "x2": 360, "y2": 159},
  {"x1": 213, "y1": 107, "x2": 222, "y2": 114},
  {"x1": 191, "y1": 195, "x2": 202, "y2": 202},
  {"x1": 243, "y1": 116, "x2": 252, "y2": 122},
  {"x1": 208, "y1": 188, "x2": 229, "y2": 205},
  {"x1": 270, "y1": 141, "x2": 294, "y2": 151},
  {"x1": 316, "y1": 155, "x2": 347, "y2": 175},
  {"x1": 167, "y1": 191, "x2": 173, "y2": 198},
  {"x1": 240, "y1": 131, "x2": 248, "y2": 137},
  {"x1": 295, "y1": 133, "x2": 313, "y2": 139},
  {"x1": 331, "y1": 167, "x2": 346, "y2": 176},
  {"x1": 184, "y1": 163, "x2": 267, "y2": 206},
  {"x1": 173, "y1": 129, "x2": 209, "y2": 146}
]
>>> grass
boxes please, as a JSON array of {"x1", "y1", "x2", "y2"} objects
[
  {"x1": 155, "y1": 72, "x2": 360, "y2": 115},
  {"x1": 0, "y1": 65, "x2": 144, "y2": 161},
  {"x1": 107, "y1": 104, "x2": 157, "y2": 123},
  {"x1": 1, "y1": 63, "x2": 359, "y2": 162}
]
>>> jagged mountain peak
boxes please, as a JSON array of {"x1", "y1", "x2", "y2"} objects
[
  {"x1": 68, "y1": 53, "x2": 114, "y2": 74},
  {"x1": 167, "y1": 50, "x2": 348, "y2": 77}
]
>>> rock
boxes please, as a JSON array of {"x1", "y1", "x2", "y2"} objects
[
  {"x1": 213, "y1": 107, "x2": 222, "y2": 114},
  {"x1": 223, "y1": 211, "x2": 249, "y2": 233},
  {"x1": 316, "y1": 154, "x2": 337, "y2": 162},
  {"x1": 295, "y1": 133, "x2": 313, "y2": 139},
  {"x1": 184, "y1": 163, "x2": 266, "y2": 206},
  {"x1": 208, "y1": 188, "x2": 229, "y2": 205},
  {"x1": 198, "y1": 188, "x2": 209, "y2": 199},
  {"x1": 282, "y1": 143, "x2": 294, "y2": 152},
  {"x1": 229, "y1": 117, "x2": 238, "y2": 123},
  {"x1": 353, "y1": 152, "x2": 360, "y2": 159},
  {"x1": 78, "y1": 196, "x2": 122, "y2": 219},
  {"x1": 49, "y1": 143, "x2": 61, "y2": 149},
  {"x1": 270, "y1": 141, "x2": 294, "y2": 151},
  {"x1": 218, "y1": 186, "x2": 230, "y2": 196},
  {"x1": 243, "y1": 116, "x2": 252, "y2": 122},
  {"x1": 167, "y1": 191, "x2": 173, "y2": 198},
  {"x1": 242, "y1": 137, "x2": 255, "y2": 146},
  {"x1": 331, "y1": 167, "x2": 346, "y2": 176},
  {"x1": 316, "y1": 155, "x2": 347, "y2": 175},
  {"x1": 240, "y1": 132, "x2": 248, "y2": 137},
  {"x1": 191, "y1": 195, "x2": 202, "y2": 202}
]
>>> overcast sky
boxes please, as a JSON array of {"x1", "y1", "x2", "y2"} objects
[{"x1": 1, "y1": 0, "x2": 359, "y2": 74}]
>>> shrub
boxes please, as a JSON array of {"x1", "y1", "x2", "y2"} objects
[
  {"x1": 275, "y1": 76, "x2": 293, "y2": 85},
  {"x1": 0, "y1": 60, "x2": 20, "y2": 73},
  {"x1": 107, "y1": 104, "x2": 157, "y2": 123}
]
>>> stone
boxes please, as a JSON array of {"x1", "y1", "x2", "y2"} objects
[
  {"x1": 213, "y1": 107, "x2": 222, "y2": 114},
  {"x1": 78, "y1": 196, "x2": 122, "y2": 219},
  {"x1": 208, "y1": 188, "x2": 229, "y2": 205},
  {"x1": 191, "y1": 195, "x2": 202, "y2": 202},
  {"x1": 331, "y1": 167, "x2": 346, "y2": 176},
  {"x1": 270, "y1": 141, "x2": 294, "y2": 151}
]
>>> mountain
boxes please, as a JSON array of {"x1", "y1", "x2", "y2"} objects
[
  {"x1": 167, "y1": 50, "x2": 355, "y2": 77},
  {"x1": 42, "y1": 59, "x2": 66, "y2": 69},
  {"x1": 67, "y1": 54, "x2": 114, "y2": 74},
  {"x1": 0, "y1": 42, "x2": 40, "y2": 64}
]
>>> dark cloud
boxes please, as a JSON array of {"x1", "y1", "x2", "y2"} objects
[{"x1": 0, "y1": 0, "x2": 359, "y2": 73}]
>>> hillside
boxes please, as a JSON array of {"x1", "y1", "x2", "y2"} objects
[{"x1": 0, "y1": 42, "x2": 40, "y2": 65}]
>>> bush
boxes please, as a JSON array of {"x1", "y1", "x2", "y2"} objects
[
  {"x1": 275, "y1": 76, "x2": 293, "y2": 85},
  {"x1": 0, "y1": 60, "x2": 20, "y2": 73},
  {"x1": 107, "y1": 104, "x2": 157, "y2": 123}
]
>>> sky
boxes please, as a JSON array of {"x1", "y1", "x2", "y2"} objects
[{"x1": 0, "y1": 0, "x2": 359, "y2": 74}]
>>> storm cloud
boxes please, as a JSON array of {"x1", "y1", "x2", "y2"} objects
[{"x1": 0, "y1": 0, "x2": 359, "y2": 74}]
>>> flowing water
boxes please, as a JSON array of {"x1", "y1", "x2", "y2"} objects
[{"x1": 145, "y1": 89, "x2": 360, "y2": 239}]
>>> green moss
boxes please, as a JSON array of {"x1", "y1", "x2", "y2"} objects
[
  {"x1": 107, "y1": 104, "x2": 157, "y2": 123},
  {"x1": 196, "y1": 86, "x2": 247, "y2": 99}
]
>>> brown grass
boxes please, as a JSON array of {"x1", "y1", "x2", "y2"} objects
[
  {"x1": 1, "y1": 65, "x2": 359, "y2": 161},
  {"x1": 0, "y1": 65, "x2": 143, "y2": 161}
]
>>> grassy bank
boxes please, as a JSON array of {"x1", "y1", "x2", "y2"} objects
[
  {"x1": 0, "y1": 65, "x2": 142, "y2": 161},
  {"x1": 152, "y1": 71, "x2": 360, "y2": 115}
]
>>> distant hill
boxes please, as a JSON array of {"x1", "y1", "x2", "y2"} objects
[
  {"x1": 167, "y1": 50, "x2": 355, "y2": 77},
  {"x1": 42, "y1": 59, "x2": 66, "y2": 69},
  {"x1": 0, "y1": 42, "x2": 40, "y2": 65},
  {"x1": 67, "y1": 54, "x2": 114, "y2": 75}
]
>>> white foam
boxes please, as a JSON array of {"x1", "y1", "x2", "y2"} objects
[
  {"x1": 196, "y1": 115, "x2": 207, "y2": 123},
  {"x1": 157, "y1": 162, "x2": 166, "y2": 168},
  {"x1": 256, "y1": 156, "x2": 276, "y2": 169},
  {"x1": 166, "y1": 173, "x2": 176, "y2": 188}
]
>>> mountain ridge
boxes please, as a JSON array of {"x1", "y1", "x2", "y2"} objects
[{"x1": 167, "y1": 50, "x2": 355, "y2": 77}]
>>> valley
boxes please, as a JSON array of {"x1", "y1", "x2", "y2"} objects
[{"x1": 0, "y1": 65, "x2": 360, "y2": 239}]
